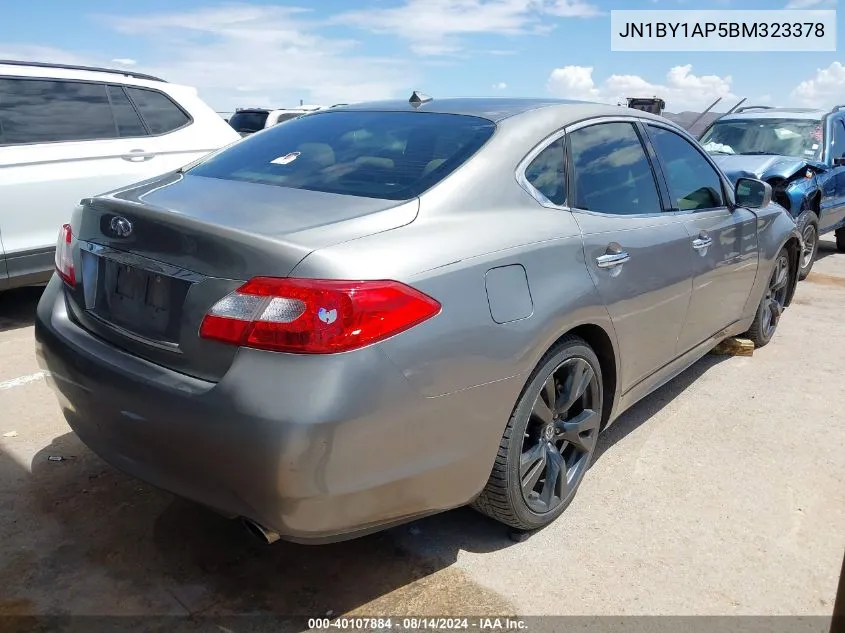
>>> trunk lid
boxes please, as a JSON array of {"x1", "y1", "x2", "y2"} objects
[{"x1": 65, "y1": 172, "x2": 419, "y2": 382}]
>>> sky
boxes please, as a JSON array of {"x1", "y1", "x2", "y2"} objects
[{"x1": 0, "y1": 0, "x2": 842, "y2": 114}]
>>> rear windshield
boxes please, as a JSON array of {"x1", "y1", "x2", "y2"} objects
[
  {"x1": 228, "y1": 110, "x2": 268, "y2": 134},
  {"x1": 188, "y1": 110, "x2": 497, "y2": 200}
]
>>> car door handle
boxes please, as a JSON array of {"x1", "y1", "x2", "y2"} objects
[
  {"x1": 692, "y1": 236, "x2": 713, "y2": 250},
  {"x1": 121, "y1": 149, "x2": 155, "y2": 162},
  {"x1": 596, "y1": 251, "x2": 630, "y2": 268}
]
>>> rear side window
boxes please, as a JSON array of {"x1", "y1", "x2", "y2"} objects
[
  {"x1": 125, "y1": 87, "x2": 190, "y2": 134},
  {"x1": 570, "y1": 122, "x2": 662, "y2": 215},
  {"x1": 107, "y1": 85, "x2": 147, "y2": 137},
  {"x1": 524, "y1": 137, "x2": 566, "y2": 205},
  {"x1": 0, "y1": 78, "x2": 116, "y2": 144},
  {"x1": 188, "y1": 110, "x2": 497, "y2": 200}
]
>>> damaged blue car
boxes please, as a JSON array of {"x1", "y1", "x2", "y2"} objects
[{"x1": 699, "y1": 105, "x2": 845, "y2": 279}]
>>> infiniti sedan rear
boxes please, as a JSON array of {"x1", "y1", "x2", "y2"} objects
[{"x1": 35, "y1": 98, "x2": 800, "y2": 544}]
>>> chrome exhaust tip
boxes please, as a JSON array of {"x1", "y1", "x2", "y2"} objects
[{"x1": 241, "y1": 517, "x2": 281, "y2": 544}]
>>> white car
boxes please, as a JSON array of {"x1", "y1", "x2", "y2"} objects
[{"x1": 0, "y1": 60, "x2": 241, "y2": 291}]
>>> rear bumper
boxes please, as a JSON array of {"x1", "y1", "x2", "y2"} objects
[{"x1": 35, "y1": 276, "x2": 520, "y2": 543}]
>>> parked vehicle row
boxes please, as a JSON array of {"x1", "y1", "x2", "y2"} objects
[
  {"x1": 34, "y1": 91, "x2": 802, "y2": 544},
  {"x1": 699, "y1": 104, "x2": 845, "y2": 278},
  {"x1": 227, "y1": 104, "x2": 327, "y2": 136},
  {"x1": 0, "y1": 59, "x2": 241, "y2": 292}
]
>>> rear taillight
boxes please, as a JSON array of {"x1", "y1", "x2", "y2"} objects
[
  {"x1": 55, "y1": 224, "x2": 75, "y2": 287},
  {"x1": 199, "y1": 277, "x2": 441, "y2": 354}
]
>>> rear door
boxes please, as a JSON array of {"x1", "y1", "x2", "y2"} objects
[
  {"x1": 0, "y1": 77, "x2": 200, "y2": 283},
  {"x1": 568, "y1": 118, "x2": 694, "y2": 392},
  {"x1": 643, "y1": 122, "x2": 758, "y2": 355}
]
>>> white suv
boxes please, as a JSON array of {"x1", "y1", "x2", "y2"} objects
[{"x1": 0, "y1": 60, "x2": 241, "y2": 291}]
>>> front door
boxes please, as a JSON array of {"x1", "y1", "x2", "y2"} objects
[
  {"x1": 568, "y1": 120, "x2": 694, "y2": 393},
  {"x1": 643, "y1": 123, "x2": 759, "y2": 353},
  {"x1": 820, "y1": 116, "x2": 845, "y2": 232}
]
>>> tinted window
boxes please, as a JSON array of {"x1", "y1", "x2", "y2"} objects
[
  {"x1": 831, "y1": 119, "x2": 845, "y2": 160},
  {"x1": 188, "y1": 110, "x2": 496, "y2": 200},
  {"x1": 125, "y1": 87, "x2": 190, "y2": 134},
  {"x1": 229, "y1": 110, "x2": 269, "y2": 134},
  {"x1": 524, "y1": 137, "x2": 566, "y2": 205},
  {"x1": 0, "y1": 78, "x2": 116, "y2": 144},
  {"x1": 107, "y1": 85, "x2": 147, "y2": 137},
  {"x1": 570, "y1": 122, "x2": 661, "y2": 215},
  {"x1": 648, "y1": 125, "x2": 724, "y2": 211}
]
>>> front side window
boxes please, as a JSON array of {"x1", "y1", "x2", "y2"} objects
[
  {"x1": 830, "y1": 119, "x2": 845, "y2": 162},
  {"x1": 648, "y1": 125, "x2": 725, "y2": 211},
  {"x1": 0, "y1": 78, "x2": 116, "y2": 144},
  {"x1": 700, "y1": 118, "x2": 824, "y2": 161},
  {"x1": 125, "y1": 87, "x2": 190, "y2": 135},
  {"x1": 524, "y1": 137, "x2": 566, "y2": 206},
  {"x1": 569, "y1": 122, "x2": 661, "y2": 215},
  {"x1": 188, "y1": 110, "x2": 497, "y2": 200}
]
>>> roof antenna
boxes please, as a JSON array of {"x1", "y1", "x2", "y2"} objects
[{"x1": 409, "y1": 90, "x2": 433, "y2": 108}]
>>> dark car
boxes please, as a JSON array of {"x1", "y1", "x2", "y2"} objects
[
  {"x1": 700, "y1": 105, "x2": 845, "y2": 279},
  {"x1": 227, "y1": 108, "x2": 271, "y2": 136}
]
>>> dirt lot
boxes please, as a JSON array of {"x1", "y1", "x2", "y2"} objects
[{"x1": 1, "y1": 238, "x2": 843, "y2": 621}]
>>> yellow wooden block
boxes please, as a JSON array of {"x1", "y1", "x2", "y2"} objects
[{"x1": 710, "y1": 337, "x2": 755, "y2": 357}]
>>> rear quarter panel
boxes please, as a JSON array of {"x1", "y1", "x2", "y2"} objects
[{"x1": 292, "y1": 204, "x2": 617, "y2": 401}]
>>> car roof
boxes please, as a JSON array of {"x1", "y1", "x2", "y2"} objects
[
  {"x1": 322, "y1": 97, "x2": 670, "y2": 125},
  {"x1": 0, "y1": 59, "x2": 168, "y2": 85},
  {"x1": 718, "y1": 107, "x2": 827, "y2": 122}
]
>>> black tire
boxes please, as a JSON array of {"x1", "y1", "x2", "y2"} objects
[
  {"x1": 796, "y1": 211, "x2": 819, "y2": 280},
  {"x1": 836, "y1": 228, "x2": 845, "y2": 253},
  {"x1": 745, "y1": 247, "x2": 791, "y2": 348},
  {"x1": 471, "y1": 336, "x2": 603, "y2": 531}
]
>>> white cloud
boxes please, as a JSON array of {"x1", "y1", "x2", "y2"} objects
[
  {"x1": 95, "y1": 4, "x2": 416, "y2": 109},
  {"x1": 547, "y1": 64, "x2": 737, "y2": 111},
  {"x1": 791, "y1": 61, "x2": 845, "y2": 108},
  {"x1": 493, "y1": 81, "x2": 508, "y2": 89},
  {"x1": 784, "y1": 0, "x2": 835, "y2": 8},
  {"x1": 544, "y1": 0, "x2": 602, "y2": 17},
  {"x1": 336, "y1": 0, "x2": 601, "y2": 56},
  {"x1": 111, "y1": 58, "x2": 137, "y2": 66}
]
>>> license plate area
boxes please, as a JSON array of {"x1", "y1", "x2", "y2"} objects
[{"x1": 90, "y1": 256, "x2": 191, "y2": 344}]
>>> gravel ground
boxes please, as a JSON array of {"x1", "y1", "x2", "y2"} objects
[{"x1": 1, "y1": 237, "x2": 843, "y2": 621}]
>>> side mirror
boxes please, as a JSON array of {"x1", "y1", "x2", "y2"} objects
[
  {"x1": 734, "y1": 177, "x2": 772, "y2": 209},
  {"x1": 834, "y1": 156, "x2": 845, "y2": 167}
]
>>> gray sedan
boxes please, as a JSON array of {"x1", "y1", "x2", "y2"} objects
[{"x1": 35, "y1": 96, "x2": 802, "y2": 544}]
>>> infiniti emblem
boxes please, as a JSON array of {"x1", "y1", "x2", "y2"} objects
[{"x1": 110, "y1": 216, "x2": 133, "y2": 238}]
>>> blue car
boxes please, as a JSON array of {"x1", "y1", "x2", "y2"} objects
[{"x1": 699, "y1": 105, "x2": 845, "y2": 279}]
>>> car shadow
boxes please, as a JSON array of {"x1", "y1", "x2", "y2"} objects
[
  {"x1": 6, "y1": 352, "x2": 729, "y2": 619},
  {"x1": 816, "y1": 236, "x2": 839, "y2": 263},
  {"x1": 0, "y1": 285, "x2": 44, "y2": 333}
]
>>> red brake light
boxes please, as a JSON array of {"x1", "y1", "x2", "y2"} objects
[
  {"x1": 199, "y1": 277, "x2": 441, "y2": 354},
  {"x1": 55, "y1": 224, "x2": 75, "y2": 287}
]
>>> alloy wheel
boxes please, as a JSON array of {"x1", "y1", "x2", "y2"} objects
[
  {"x1": 801, "y1": 223, "x2": 817, "y2": 269},
  {"x1": 519, "y1": 357, "x2": 601, "y2": 515},
  {"x1": 762, "y1": 252, "x2": 790, "y2": 339}
]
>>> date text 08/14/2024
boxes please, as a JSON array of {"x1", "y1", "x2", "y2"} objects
[{"x1": 307, "y1": 617, "x2": 529, "y2": 631}]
